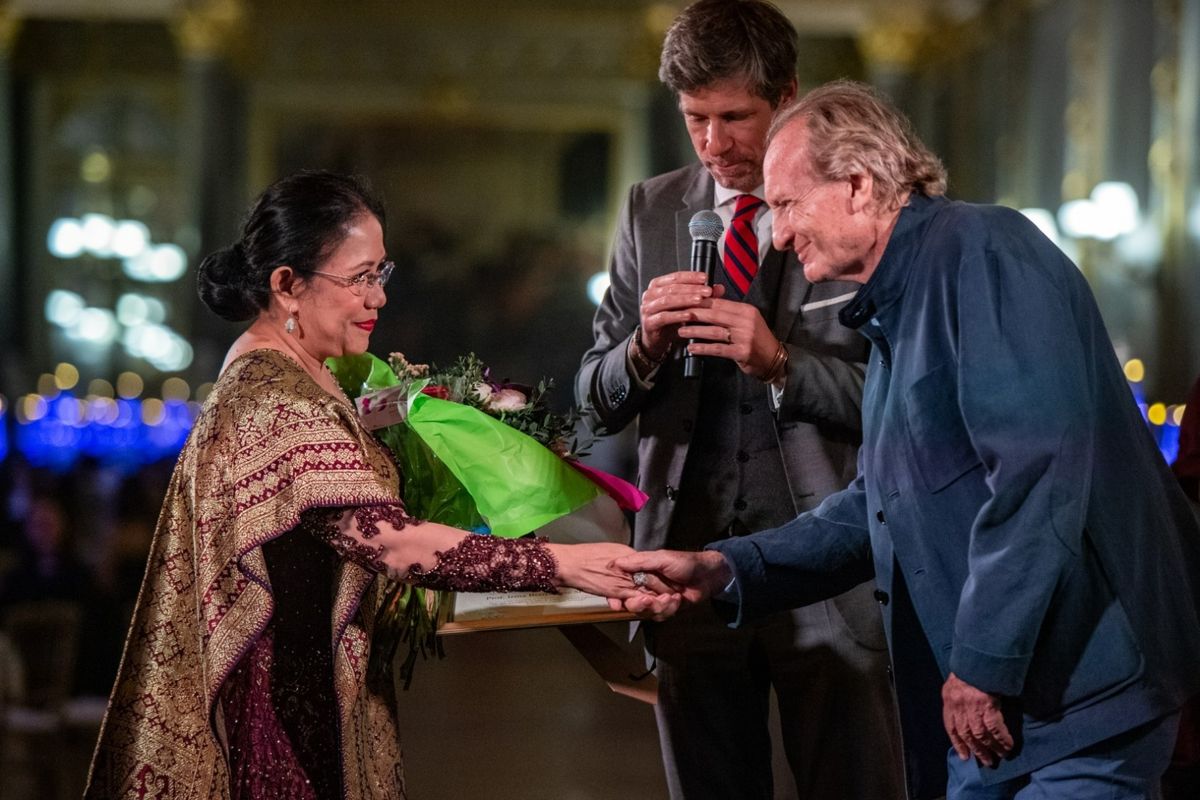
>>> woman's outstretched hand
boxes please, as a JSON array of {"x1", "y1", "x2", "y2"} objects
[{"x1": 547, "y1": 542, "x2": 644, "y2": 599}]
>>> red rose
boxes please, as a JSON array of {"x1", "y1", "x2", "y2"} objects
[{"x1": 421, "y1": 384, "x2": 450, "y2": 399}]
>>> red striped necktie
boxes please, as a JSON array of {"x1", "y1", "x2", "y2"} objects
[{"x1": 723, "y1": 194, "x2": 765, "y2": 299}]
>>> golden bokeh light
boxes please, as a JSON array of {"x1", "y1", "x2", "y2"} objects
[
  {"x1": 54, "y1": 362, "x2": 80, "y2": 390},
  {"x1": 161, "y1": 377, "x2": 191, "y2": 401},
  {"x1": 117, "y1": 371, "x2": 145, "y2": 399},
  {"x1": 19, "y1": 394, "x2": 48, "y2": 422},
  {"x1": 142, "y1": 398, "x2": 165, "y2": 426},
  {"x1": 37, "y1": 373, "x2": 59, "y2": 397},
  {"x1": 87, "y1": 378, "x2": 115, "y2": 398},
  {"x1": 1147, "y1": 402, "x2": 1167, "y2": 426},
  {"x1": 81, "y1": 150, "x2": 113, "y2": 183}
]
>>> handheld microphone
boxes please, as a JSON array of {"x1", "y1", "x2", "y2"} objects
[{"x1": 684, "y1": 210, "x2": 724, "y2": 380}]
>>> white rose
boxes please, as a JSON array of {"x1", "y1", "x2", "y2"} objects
[
  {"x1": 486, "y1": 388, "x2": 528, "y2": 412},
  {"x1": 472, "y1": 382, "x2": 494, "y2": 403}
]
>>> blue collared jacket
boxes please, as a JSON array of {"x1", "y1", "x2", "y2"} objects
[{"x1": 711, "y1": 194, "x2": 1200, "y2": 793}]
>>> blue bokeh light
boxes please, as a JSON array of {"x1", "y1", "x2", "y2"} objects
[
  {"x1": 11, "y1": 392, "x2": 193, "y2": 472},
  {"x1": 0, "y1": 380, "x2": 1185, "y2": 474}
]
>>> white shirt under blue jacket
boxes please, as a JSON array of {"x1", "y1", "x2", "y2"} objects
[{"x1": 709, "y1": 193, "x2": 1200, "y2": 797}]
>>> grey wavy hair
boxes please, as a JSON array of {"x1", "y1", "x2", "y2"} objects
[
  {"x1": 768, "y1": 80, "x2": 947, "y2": 210},
  {"x1": 658, "y1": 0, "x2": 798, "y2": 106}
]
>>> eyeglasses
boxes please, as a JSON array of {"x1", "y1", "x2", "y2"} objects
[{"x1": 310, "y1": 260, "x2": 395, "y2": 296}]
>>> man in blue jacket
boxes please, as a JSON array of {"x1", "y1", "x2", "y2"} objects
[{"x1": 614, "y1": 80, "x2": 1200, "y2": 800}]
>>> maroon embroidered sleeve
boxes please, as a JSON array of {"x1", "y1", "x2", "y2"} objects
[
  {"x1": 297, "y1": 504, "x2": 558, "y2": 593},
  {"x1": 407, "y1": 534, "x2": 558, "y2": 594},
  {"x1": 297, "y1": 503, "x2": 421, "y2": 576}
]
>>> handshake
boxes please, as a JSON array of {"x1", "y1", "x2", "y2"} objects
[{"x1": 598, "y1": 549, "x2": 735, "y2": 621}]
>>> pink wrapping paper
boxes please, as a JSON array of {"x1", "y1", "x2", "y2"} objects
[{"x1": 566, "y1": 459, "x2": 648, "y2": 512}]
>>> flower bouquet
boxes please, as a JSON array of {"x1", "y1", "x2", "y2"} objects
[{"x1": 326, "y1": 352, "x2": 646, "y2": 688}]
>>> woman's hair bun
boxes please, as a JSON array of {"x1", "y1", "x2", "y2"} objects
[{"x1": 196, "y1": 243, "x2": 264, "y2": 322}]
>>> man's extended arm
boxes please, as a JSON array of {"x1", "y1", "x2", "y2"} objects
[
  {"x1": 706, "y1": 469, "x2": 875, "y2": 625},
  {"x1": 614, "y1": 468, "x2": 875, "y2": 624}
]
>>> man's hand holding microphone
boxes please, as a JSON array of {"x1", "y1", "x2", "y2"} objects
[{"x1": 630, "y1": 210, "x2": 787, "y2": 385}]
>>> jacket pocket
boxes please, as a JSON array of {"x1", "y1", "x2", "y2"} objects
[
  {"x1": 903, "y1": 363, "x2": 981, "y2": 493},
  {"x1": 1021, "y1": 536, "x2": 1144, "y2": 721}
]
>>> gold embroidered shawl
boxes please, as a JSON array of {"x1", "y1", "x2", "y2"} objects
[{"x1": 86, "y1": 350, "x2": 407, "y2": 799}]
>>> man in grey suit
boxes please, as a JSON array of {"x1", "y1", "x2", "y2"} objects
[{"x1": 575, "y1": 2, "x2": 904, "y2": 798}]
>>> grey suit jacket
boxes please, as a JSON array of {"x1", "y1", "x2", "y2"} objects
[{"x1": 577, "y1": 163, "x2": 884, "y2": 647}]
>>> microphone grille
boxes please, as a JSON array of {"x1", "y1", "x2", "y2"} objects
[{"x1": 688, "y1": 210, "x2": 724, "y2": 242}]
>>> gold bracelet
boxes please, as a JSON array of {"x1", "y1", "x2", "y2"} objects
[
  {"x1": 761, "y1": 341, "x2": 788, "y2": 384},
  {"x1": 629, "y1": 325, "x2": 666, "y2": 377}
]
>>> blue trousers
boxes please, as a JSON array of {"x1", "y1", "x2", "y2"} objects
[{"x1": 947, "y1": 712, "x2": 1181, "y2": 800}]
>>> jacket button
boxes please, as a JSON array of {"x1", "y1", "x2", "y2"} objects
[
  {"x1": 875, "y1": 509, "x2": 885, "y2": 523},
  {"x1": 736, "y1": 450, "x2": 750, "y2": 463},
  {"x1": 682, "y1": 419, "x2": 693, "y2": 433},
  {"x1": 665, "y1": 485, "x2": 678, "y2": 501},
  {"x1": 733, "y1": 498, "x2": 747, "y2": 511},
  {"x1": 740, "y1": 403, "x2": 752, "y2": 415},
  {"x1": 873, "y1": 589, "x2": 889, "y2": 605}
]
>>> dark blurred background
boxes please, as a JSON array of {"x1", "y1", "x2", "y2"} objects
[{"x1": 1, "y1": 1, "x2": 1199, "y2": 797}]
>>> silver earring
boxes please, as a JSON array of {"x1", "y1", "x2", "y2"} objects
[{"x1": 285, "y1": 315, "x2": 296, "y2": 335}]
